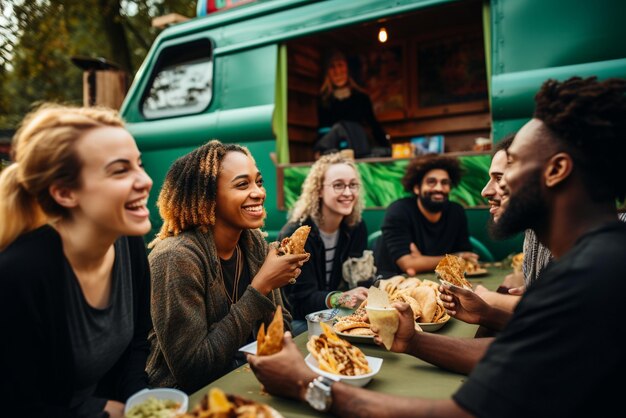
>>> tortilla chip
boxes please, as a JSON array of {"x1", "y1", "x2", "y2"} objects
[
  {"x1": 367, "y1": 286, "x2": 391, "y2": 308},
  {"x1": 257, "y1": 306, "x2": 284, "y2": 356},
  {"x1": 435, "y1": 254, "x2": 473, "y2": 290}
]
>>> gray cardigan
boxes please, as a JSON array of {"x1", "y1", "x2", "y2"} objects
[{"x1": 146, "y1": 227, "x2": 291, "y2": 393}]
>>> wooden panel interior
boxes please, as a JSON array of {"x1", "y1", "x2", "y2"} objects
[{"x1": 286, "y1": 0, "x2": 490, "y2": 162}]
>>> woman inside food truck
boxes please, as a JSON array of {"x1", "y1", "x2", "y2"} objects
[{"x1": 314, "y1": 50, "x2": 391, "y2": 158}]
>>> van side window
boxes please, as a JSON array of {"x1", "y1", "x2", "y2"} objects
[{"x1": 142, "y1": 39, "x2": 213, "y2": 119}]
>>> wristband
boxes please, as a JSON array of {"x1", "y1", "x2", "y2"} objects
[{"x1": 327, "y1": 291, "x2": 343, "y2": 308}]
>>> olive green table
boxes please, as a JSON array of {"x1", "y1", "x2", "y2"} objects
[{"x1": 188, "y1": 267, "x2": 511, "y2": 417}]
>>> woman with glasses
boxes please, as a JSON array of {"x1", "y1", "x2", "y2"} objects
[{"x1": 278, "y1": 153, "x2": 369, "y2": 331}]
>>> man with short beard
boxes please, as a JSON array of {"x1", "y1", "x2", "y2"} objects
[{"x1": 374, "y1": 154, "x2": 477, "y2": 277}]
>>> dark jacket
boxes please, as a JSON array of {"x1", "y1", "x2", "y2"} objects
[
  {"x1": 0, "y1": 225, "x2": 151, "y2": 417},
  {"x1": 279, "y1": 217, "x2": 368, "y2": 319},
  {"x1": 146, "y1": 227, "x2": 292, "y2": 393}
]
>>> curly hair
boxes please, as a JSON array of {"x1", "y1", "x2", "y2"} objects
[
  {"x1": 151, "y1": 140, "x2": 253, "y2": 245},
  {"x1": 288, "y1": 153, "x2": 364, "y2": 227},
  {"x1": 401, "y1": 154, "x2": 463, "y2": 194},
  {"x1": 534, "y1": 76, "x2": 626, "y2": 202}
]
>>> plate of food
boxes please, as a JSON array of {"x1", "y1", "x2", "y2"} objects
[
  {"x1": 125, "y1": 388, "x2": 188, "y2": 417},
  {"x1": 305, "y1": 354, "x2": 382, "y2": 387},
  {"x1": 306, "y1": 323, "x2": 382, "y2": 387},
  {"x1": 181, "y1": 388, "x2": 283, "y2": 418},
  {"x1": 418, "y1": 313, "x2": 451, "y2": 332}
]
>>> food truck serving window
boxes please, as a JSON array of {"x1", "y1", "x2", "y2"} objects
[{"x1": 141, "y1": 39, "x2": 213, "y2": 119}]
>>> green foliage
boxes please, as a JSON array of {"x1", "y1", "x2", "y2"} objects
[
  {"x1": 0, "y1": 0, "x2": 197, "y2": 130},
  {"x1": 283, "y1": 155, "x2": 491, "y2": 209}
]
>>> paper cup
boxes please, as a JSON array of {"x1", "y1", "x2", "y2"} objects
[{"x1": 365, "y1": 306, "x2": 399, "y2": 350}]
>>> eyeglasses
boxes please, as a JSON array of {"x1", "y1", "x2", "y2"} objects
[
  {"x1": 424, "y1": 178, "x2": 451, "y2": 187},
  {"x1": 324, "y1": 182, "x2": 360, "y2": 194}
]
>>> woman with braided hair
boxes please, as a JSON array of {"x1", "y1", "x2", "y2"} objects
[
  {"x1": 146, "y1": 140, "x2": 308, "y2": 393},
  {"x1": 0, "y1": 104, "x2": 153, "y2": 418}
]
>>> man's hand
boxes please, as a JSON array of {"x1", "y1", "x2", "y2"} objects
[
  {"x1": 454, "y1": 251, "x2": 479, "y2": 264},
  {"x1": 508, "y1": 285, "x2": 526, "y2": 296},
  {"x1": 439, "y1": 283, "x2": 490, "y2": 325},
  {"x1": 405, "y1": 243, "x2": 421, "y2": 276},
  {"x1": 247, "y1": 332, "x2": 318, "y2": 400},
  {"x1": 372, "y1": 302, "x2": 417, "y2": 353}
]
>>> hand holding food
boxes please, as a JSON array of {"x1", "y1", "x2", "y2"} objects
[
  {"x1": 257, "y1": 306, "x2": 284, "y2": 356},
  {"x1": 247, "y1": 332, "x2": 318, "y2": 400},
  {"x1": 439, "y1": 282, "x2": 490, "y2": 324},
  {"x1": 333, "y1": 276, "x2": 449, "y2": 338},
  {"x1": 435, "y1": 254, "x2": 473, "y2": 290},
  {"x1": 373, "y1": 301, "x2": 419, "y2": 354},
  {"x1": 252, "y1": 247, "x2": 309, "y2": 293},
  {"x1": 278, "y1": 225, "x2": 311, "y2": 256},
  {"x1": 365, "y1": 287, "x2": 399, "y2": 350}
]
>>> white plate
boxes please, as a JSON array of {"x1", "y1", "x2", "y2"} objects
[
  {"x1": 465, "y1": 268, "x2": 488, "y2": 277},
  {"x1": 417, "y1": 321, "x2": 447, "y2": 332},
  {"x1": 304, "y1": 354, "x2": 382, "y2": 387},
  {"x1": 334, "y1": 330, "x2": 377, "y2": 344},
  {"x1": 125, "y1": 388, "x2": 188, "y2": 415},
  {"x1": 238, "y1": 340, "x2": 258, "y2": 355}
]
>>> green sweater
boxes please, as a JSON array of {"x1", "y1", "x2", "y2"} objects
[{"x1": 146, "y1": 227, "x2": 291, "y2": 393}]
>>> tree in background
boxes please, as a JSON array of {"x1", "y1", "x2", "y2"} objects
[{"x1": 0, "y1": 0, "x2": 196, "y2": 129}]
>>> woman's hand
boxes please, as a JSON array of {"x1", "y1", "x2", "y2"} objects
[
  {"x1": 251, "y1": 244, "x2": 310, "y2": 295},
  {"x1": 337, "y1": 286, "x2": 368, "y2": 309},
  {"x1": 247, "y1": 332, "x2": 318, "y2": 400}
]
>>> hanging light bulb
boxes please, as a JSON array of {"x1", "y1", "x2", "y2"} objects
[{"x1": 378, "y1": 27, "x2": 388, "y2": 43}]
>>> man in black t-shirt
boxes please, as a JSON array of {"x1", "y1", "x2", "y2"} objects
[
  {"x1": 247, "y1": 76, "x2": 626, "y2": 418},
  {"x1": 374, "y1": 154, "x2": 477, "y2": 277}
]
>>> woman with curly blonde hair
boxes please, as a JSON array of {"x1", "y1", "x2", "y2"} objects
[
  {"x1": 279, "y1": 153, "x2": 369, "y2": 327},
  {"x1": 0, "y1": 104, "x2": 153, "y2": 418}
]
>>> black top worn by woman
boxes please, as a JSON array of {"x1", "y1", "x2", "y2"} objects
[
  {"x1": 317, "y1": 89, "x2": 388, "y2": 149},
  {"x1": 0, "y1": 225, "x2": 151, "y2": 418},
  {"x1": 279, "y1": 217, "x2": 368, "y2": 319}
]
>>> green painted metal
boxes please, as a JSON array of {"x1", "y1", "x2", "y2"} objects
[
  {"x1": 490, "y1": 0, "x2": 626, "y2": 140},
  {"x1": 273, "y1": 45, "x2": 289, "y2": 164},
  {"x1": 121, "y1": 0, "x2": 625, "y2": 260}
]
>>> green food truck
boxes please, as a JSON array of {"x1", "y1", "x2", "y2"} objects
[{"x1": 120, "y1": 0, "x2": 626, "y2": 261}]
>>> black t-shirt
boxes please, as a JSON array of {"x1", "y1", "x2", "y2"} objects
[
  {"x1": 454, "y1": 222, "x2": 626, "y2": 418},
  {"x1": 64, "y1": 238, "x2": 134, "y2": 417},
  {"x1": 374, "y1": 197, "x2": 472, "y2": 277}
]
